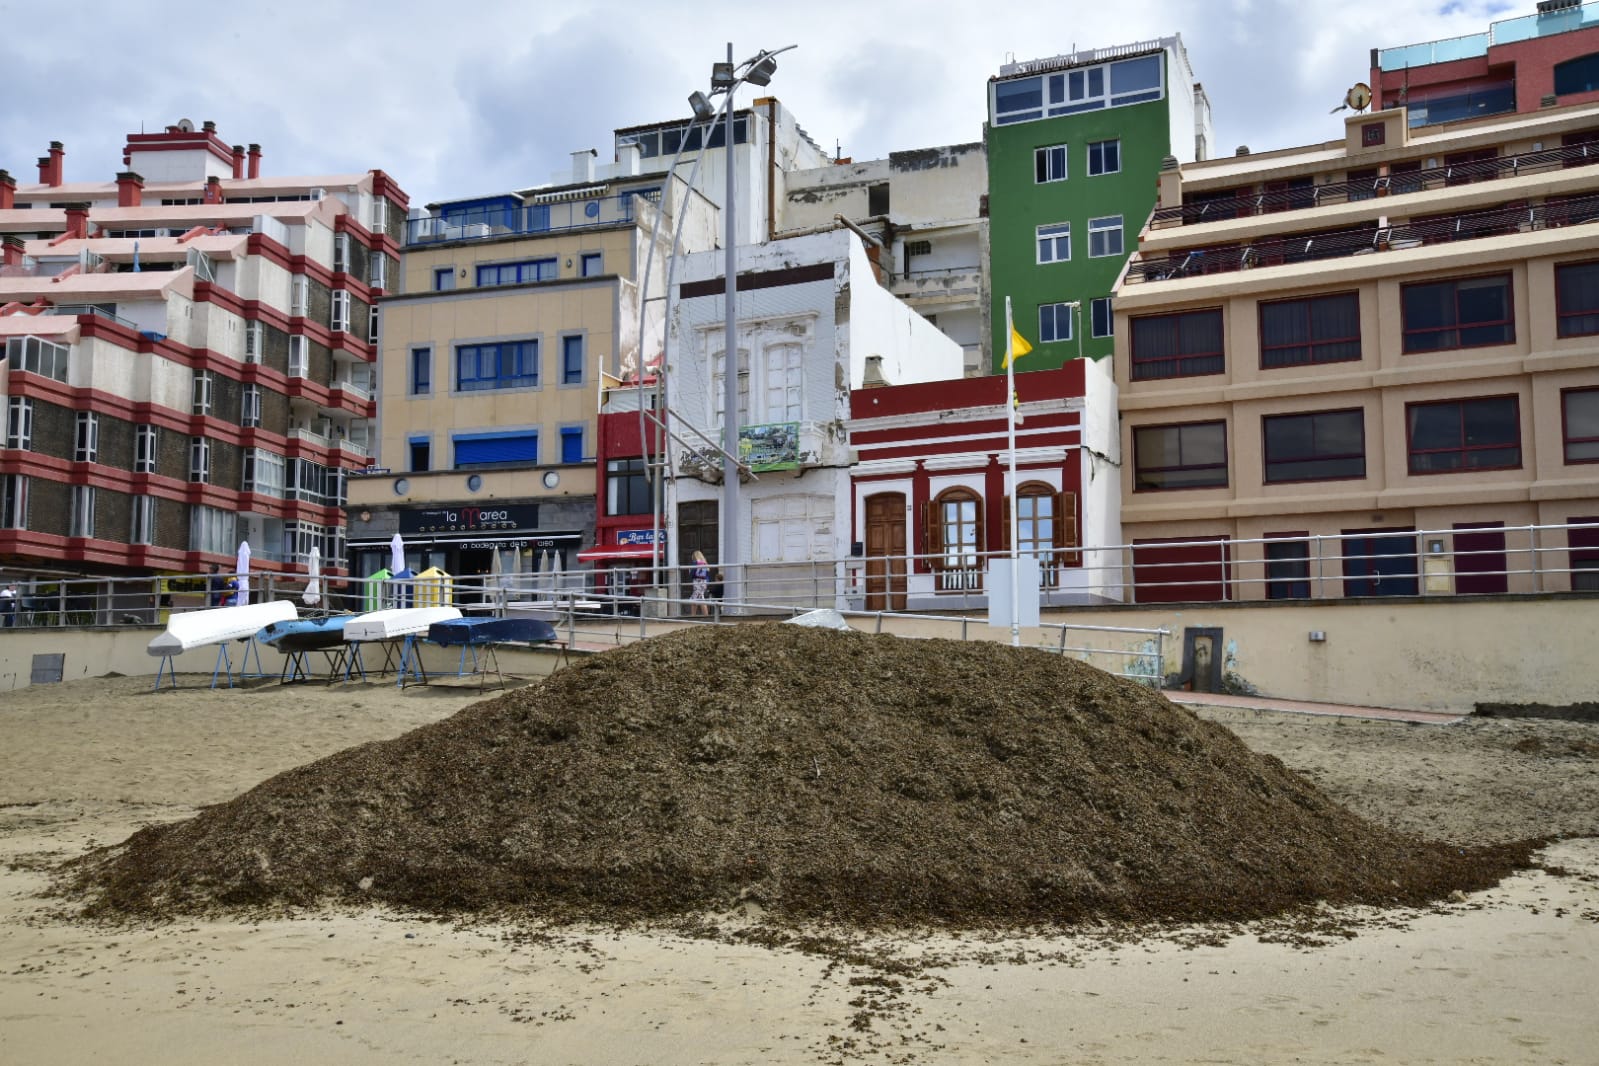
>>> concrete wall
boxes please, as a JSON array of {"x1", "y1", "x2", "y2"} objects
[{"x1": 3, "y1": 594, "x2": 1590, "y2": 710}]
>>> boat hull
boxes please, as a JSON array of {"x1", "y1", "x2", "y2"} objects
[
  {"x1": 258, "y1": 615, "x2": 351, "y2": 652},
  {"x1": 147, "y1": 601, "x2": 298, "y2": 656},
  {"x1": 427, "y1": 617, "x2": 559, "y2": 647},
  {"x1": 343, "y1": 606, "x2": 462, "y2": 642}
]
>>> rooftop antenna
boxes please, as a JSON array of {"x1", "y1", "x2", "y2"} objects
[{"x1": 1330, "y1": 81, "x2": 1372, "y2": 115}]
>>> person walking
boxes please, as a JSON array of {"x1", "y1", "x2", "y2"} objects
[
  {"x1": 0, "y1": 582, "x2": 17, "y2": 628},
  {"x1": 690, "y1": 551, "x2": 711, "y2": 617},
  {"x1": 206, "y1": 564, "x2": 228, "y2": 607}
]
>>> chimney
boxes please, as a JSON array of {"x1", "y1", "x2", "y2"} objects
[
  {"x1": 0, "y1": 169, "x2": 14, "y2": 211},
  {"x1": 232, "y1": 145, "x2": 245, "y2": 179},
  {"x1": 63, "y1": 203, "x2": 90, "y2": 239},
  {"x1": 861, "y1": 354, "x2": 890, "y2": 389},
  {"x1": 572, "y1": 148, "x2": 597, "y2": 183},
  {"x1": 2, "y1": 235, "x2": 25, "y2": 269},
  {"x1": 202, "y1": 119, "x2": 217, "y2": 134},
  {"x1": 247, "y1": 143, "x2": 261, "y2": 180},
  {"x1": 116, "y1": 171, "x2": 144, "y2": 208},
  {"x1": 617, "y1": 142, "x2": 641, "y2": 176},
  {"x1": 204, "y1": 175, "x2": 224, "y2": 205},
  {"x1": 47, "y1": 141, "x2": 65, "y2": 186}
]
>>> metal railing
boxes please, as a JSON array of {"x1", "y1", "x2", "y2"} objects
[
  {"x1": 1150, "y1": 140, "x2": 1599, "y2": 229},
  {"x1": 1128, "y1": 192, "x2": 1599, "y2": 284},
  {"x1": 404, "y1": 192, "x2": 656, "y2": 247}
]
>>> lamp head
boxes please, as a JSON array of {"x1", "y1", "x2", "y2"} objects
[
  {"x1": 688, "y1": 91, "x2": 715, "y2": 121},
  {"x1": 744, "y1": 53, "x2": 778, "y2": 86},
  {"x1": 710, "y1": 61, "x2": 736, "y2": 89}
]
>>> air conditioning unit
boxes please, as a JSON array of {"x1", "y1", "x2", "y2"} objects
[
  {"x1": 309, "y1": 187, "x2": 327, "y2": 201},
  {"x1": 463, "y1": 223, "x2": 491, "y2": 237}
]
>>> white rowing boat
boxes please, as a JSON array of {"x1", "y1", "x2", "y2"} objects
[
  {"x1": 343, "y1": 606, "x2": 462, "y2": 642},
  {"x1": 147, "y1": 600, "x2": 298, "y2": 656}
]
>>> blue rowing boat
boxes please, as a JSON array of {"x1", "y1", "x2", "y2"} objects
[
  {"x1": 257, "y1": 614, "x2": 352, "y2": 652},
  {"x1": 427, "y1": 617, "x2": 558, "y2": 647}
]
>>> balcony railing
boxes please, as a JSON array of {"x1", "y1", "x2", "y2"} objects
[
  {"x1": 1151, "y1": 140, "x2": 1599, "y2": 229},
  {"x1": 404, "y1": 191, "x2": 658, "y2": 247},
  {"x1": 1126, "y1": 193, "x2": 1599, "y2": 284},
  {"x1": 1378, "y1": 1, "x2": 1599, "y2": 70}
]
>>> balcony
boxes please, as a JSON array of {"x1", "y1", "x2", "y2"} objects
[
  {"x1": 1127, "y1": 193, "x2": 1599, "y2": 285},
  {"x1": 890, "y1": 264, "x2": 982, "y2": 304},
  {"x1": 1377, "y1": 1, "x2": 1599, "y2": 71},
  {"x1": 1153, "y1": 140, "x2": 1599, "y2": 229},
  {"x1": 3, "y1": 335, "x2": 69, "y2": 381},
  {"x1": 404, "y1": 191, "x2": 658, "y2": 247}
]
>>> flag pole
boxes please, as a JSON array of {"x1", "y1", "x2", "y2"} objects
[{"x1": 1005, "y1": 296, "x2": 1020, "y2": 647}]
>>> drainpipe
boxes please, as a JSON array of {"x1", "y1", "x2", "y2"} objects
[{"x1": 766, "y1": 97, "x2": 778, "y2": 242}]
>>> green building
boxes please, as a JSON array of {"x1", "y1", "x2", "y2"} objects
[{"x1": 985, "y1": 36, "x2": 1211, "y2": 370}]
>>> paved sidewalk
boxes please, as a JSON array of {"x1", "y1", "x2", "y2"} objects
[{"x1": 1164, "y1": 689, "x2": 1466, "y2": 725}]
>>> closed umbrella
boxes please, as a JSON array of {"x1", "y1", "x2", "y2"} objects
[
  {"x1": 390, "y1": 532, "x2": 406, "y2": 575},
  {"x1": 301, "y1": 544, "x2": 322, "y2": 607},
  {"x1": 235, "y1": 540, "x2": 252, "y2": 607}
]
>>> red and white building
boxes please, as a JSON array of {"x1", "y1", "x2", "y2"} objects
[{"x1": 0, "y1": 121, "x2": 406, "y2": 583}]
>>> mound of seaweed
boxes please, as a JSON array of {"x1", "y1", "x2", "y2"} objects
[{"x1": 70, "y1": 624, "x2": 1537, "y2": 926}]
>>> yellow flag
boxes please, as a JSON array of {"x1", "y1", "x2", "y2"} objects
[{"x1": 1005, "y1": 325, "x2": 1033, "y2": 368}]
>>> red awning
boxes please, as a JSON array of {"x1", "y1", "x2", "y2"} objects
[{"x1": 575, "y1": 543, "x2": 660, "y2": 564}]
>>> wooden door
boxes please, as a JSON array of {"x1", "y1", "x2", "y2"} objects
[{"x1": 864, "y1": 492, "x2": 907, "y2": 611}]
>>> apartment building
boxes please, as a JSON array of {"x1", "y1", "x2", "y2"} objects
[
  {"x1": 985, "y1": 36, "x2": 1212, "y2": 371},
  {"x1": 0, "y1": 121, "x2": 404, "y2": 582},
  {"x1": 1112, "y1": 95, "x2": 1599, "y2": 602},
  {"x1": 783, "y1": 143, "x2": 989, "y2": 375},
  {"x1": 354, "y1": 102, "x2": 826, "y2": 582}
]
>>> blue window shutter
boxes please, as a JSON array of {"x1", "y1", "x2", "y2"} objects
[
  {"x1": 561, "y1": 427, "x2": 583, "y2": 463},
  {"x1": 454, "y1": 433, "x2": 538, "y2": 467}
]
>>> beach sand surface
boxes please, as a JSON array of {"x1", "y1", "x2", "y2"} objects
[{"x1": 2, "y1": 675, "x2": 1596, "y2": 1065}]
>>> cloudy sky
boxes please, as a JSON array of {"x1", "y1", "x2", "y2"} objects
[{"x1": 1, "y1": 0, "x2": 1523, "y2": 207}]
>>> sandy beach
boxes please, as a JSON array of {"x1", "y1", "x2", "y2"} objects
[{"x1": 2, "y1": 672, "x2": 1597, "y2": 1065}]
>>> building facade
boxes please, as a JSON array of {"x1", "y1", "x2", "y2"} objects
[
  {"x1": 0, "y1": 121, "x2": 404, "y2": 586},
  {"x1": 985, "y1": 37, "x2": 1211, "y2": 371},
  {"x1": 1112, "y1": 97, "x2": 1599, "y2": 602}
]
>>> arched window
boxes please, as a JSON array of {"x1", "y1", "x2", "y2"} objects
[
  {"x1": 1002, "y1": 483, "x2": 1080, "y2": 587},
  {"x1": 924, "y1": 486, "x2": 984, "y2": 591}
]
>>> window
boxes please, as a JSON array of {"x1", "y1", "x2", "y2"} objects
[
  {"x1": 992, "y1": 53, "x2": 1164, "y2": 125},
  {"x1": 560, "y1": 426, "x2": 584, "y2": 464},
  {"x1": 580, "y1": 252, "x2": 603, "y2": 277},
  {"x1": 244, "y1": 321, "x2": 263, "y2": 363},
  {"x1": 333, "y1": 233, "x2": 349, "y2": 273},
  {"x1": 1556, "y1": 260, "x2": 1599, "y2": 338},
  {"x1": 454, "y1": 431, "x2": 538, "y2": 469},
  {"x1": 189, "y1": 504, "x2": 236, "y2": 555},
  {"x1": 1401, "y1": 274, "x2": 1513, "y2": 353},
  {"x1": 1555, "y1": 53, "x2": 1599, "y2": 97},
  {"x1": 189, "y1": 436, "x2": 211, "y2": 482},
  {"x1": 1133, "y1": 421, "x2": 1228, "y2": 490},
  {"x1": 1087, "y1": 215, "x2": 1123, "y2": 258},
  {"x1": 0, "y1": 475, "x2": 26, "y2": 529},
  {"x1": 1091, "y1": 296, "x2": 1113, "y2": 338},
  {"x1": 331, "y1": 290, "x2": 351, "y2": 332},
  {"x1": 930, "y1": 487, "x2": 983, "y2": 592},
  {"x1": 1264, "y1": 534, "x2": 1311, "y2": 600},
  {"x1": 288, "y1": 335, "x2": 309, "y2": 377},
  {"x1": 1039, "y1": 302, "x2": 1075, "y2": 343},
  {"x1": 1087, "y1": 139, "x2": 1120, "y2": 176},
  {"x1": 1129, "y1": 308, "x2": 1224, "y2": 380},
  {"x1": 712, "y1": 347, "x2": 752, "y2": 431},
  {"x1": 131, "y1": 495, "x2": 156, "y2": 545},
  {"x1": 243, "y1": 448, "x2": 286, "y2": 497},
  {"x1": 5, "y1": 397, "x2": 32, "y2": 450},
  {"x1": 434, "y1": 267, "x2": 456, "y2": 292},
  {"x1": 192, "y1": 371, "x2": 214, "y2": 415},
  {"x1": 1036, "y1": 222, "x2": 1071, "y2": 263},
  {"x1": 606, "y1": 457, "x2": 650, "y2": 515},
  {"x1": 371, "y1": 197, "x2": 388, "y2": 233},
  {"x1": 1563, "y1": 387, "x2": 1599, "y2": 464},
  {"x1": 476, "y1": 258, "x2": 557, "y2": 286},
  {"x1": 409, "y1": 437, "x2": 431, "y2": 472},
  {"x1": 369, "y1": 254, "x2": 387, "y2": 290},
  {"x1": 134, "y1": 425, "x2": 157, "y2": 473},
  {"x1": 75, "y1": 411, "x2": 99, "y2": 463},
  {"x1": 1263, "y1": 409, "x2": 1365, "y2": 483},
  {"x1": 1260, "y1": 292, "x2": 1361, "y2": 368},
  {"x1": 868, "y1": 183, "x2": 890, "y2": 215},
  {"x1": 241, "y1": 385, "x2": 262, "y2": 428},
  {"x1": 758, "y1": 344, "x2": 803, "y2": 423},
  {"x1": 1406, "y1": 396, "x2": 1521, "y2": 474},
  {"x1": 410, "y1": 346, "x2": 432, "y2": 395},
  {"x1": 1570, "y1": 516, "x2": 1599, "y2": 592},
  {"x1": 290, "y1": 275, "x2": 309, "y2": 316},
  {"x1": 1013, "y1": 482, "x2": 1076, "y2": 575},
  {"x1": 369, "y1": 305, "x2": 380, "y2": 345},
  {"x1": 561, "y1": 334, "x2": 585, "y2": 385},
  {"x1": 1035, "y1": 144, "x2": 1068, "y2": 183},
  {"x1": 69, "y1": 485, "x2": 94, "y2": 538},
  {"x1": 456, "y1": 340, "x2": 538, "y2": 391}
]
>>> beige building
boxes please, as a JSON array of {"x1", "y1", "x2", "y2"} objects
[{"x1": 1112, "y1": 101, "x2": 1599, "y2": 602}]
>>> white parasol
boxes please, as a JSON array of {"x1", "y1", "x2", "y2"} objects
[
  {"x1": 301, "y1": 544, "x2": 322, "y2": 607},
  {"x1": 390, "y1": 532, "x2": 406, "y2": 574},
  {"x1": 235, "y1": 540, "x2": 252, "y2": 607}
]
